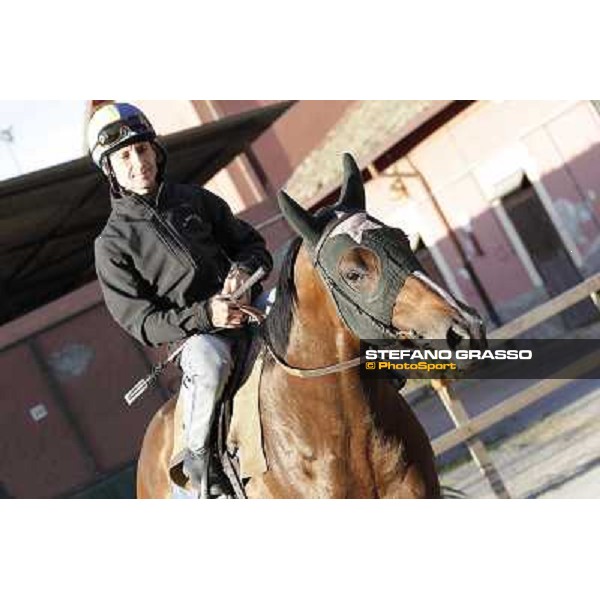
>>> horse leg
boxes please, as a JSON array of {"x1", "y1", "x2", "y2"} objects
[{"x1": 137, "y1": 398, "x2": 176, "y2": 499}]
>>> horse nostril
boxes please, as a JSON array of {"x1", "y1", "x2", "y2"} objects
[{"x1": 446, "y1": 326, "x2": 465, "y2": 351}]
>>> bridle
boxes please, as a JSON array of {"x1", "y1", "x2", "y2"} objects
[
  {"x1": 258, "y1": 215, "x2": 421, "y2": 378},
  {"x1": 261, "y1": 332, "x2": 417, "y2": 379}
]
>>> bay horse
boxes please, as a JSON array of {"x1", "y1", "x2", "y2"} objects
[{"x1": 137, "y1": 154, "x2": 486, "y2": 499}]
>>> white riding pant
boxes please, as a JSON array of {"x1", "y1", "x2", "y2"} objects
[
  {"x1": 178, "y1": 287, "x2": 276, "y2": 454},
  {"x1": 179, "y1": 334, "x2": 234, "y2": 454}
]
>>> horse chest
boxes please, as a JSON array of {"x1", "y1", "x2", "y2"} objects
[{"x1": 259, "y1": 372, "x2": 380, "y2": 496}]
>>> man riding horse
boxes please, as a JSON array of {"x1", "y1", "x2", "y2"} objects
[{"x1": 88, "y1": 102, "x2": 273, "y2": 497}]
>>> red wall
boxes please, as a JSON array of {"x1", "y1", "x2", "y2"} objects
[
  {"x1": 0, "y1": 285, "x2": 167, "y2": 497},
  {"x1": 0, "y1": 343, "x2": 95, "y2": 498},
  {"x1": 217, "y1": 100, "x2": 355, "y2": 189},
  {"x1": 367, "y1": 101, "x2": 600, "y2": 319}
]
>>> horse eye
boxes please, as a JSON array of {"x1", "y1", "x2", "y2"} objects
[
  {"x1": 338, "y1": 247, "x2": 381, "y2": 296},
  {"x1": 345, "y1": 270, "x2": 363, "y2": 282}
]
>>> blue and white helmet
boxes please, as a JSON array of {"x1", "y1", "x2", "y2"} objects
[{"x1": 87, "y1": 102, "x2": 156, "y2": 168}]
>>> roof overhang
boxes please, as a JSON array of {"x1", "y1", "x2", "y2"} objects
[{"x1": 309, "y1": 100, "x2": 475, "y2": 211}]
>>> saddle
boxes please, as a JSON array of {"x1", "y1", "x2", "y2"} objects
[{"x1": 168, "y1": 326, "x2": 268, "y2": 498}]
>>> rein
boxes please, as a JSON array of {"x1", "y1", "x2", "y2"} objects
[
  {"x1": 250, "y1": 305, "x2": 417, "y2": 379},
  {"x1": 244, "y1": 306, "x2": 364, "y2": 378},
  {"x1": 263, "y1": 337, "x2": 366, "y2": 378},
  {"x1": 261, "y1": 331, "x2": 418, "y2": 378}
]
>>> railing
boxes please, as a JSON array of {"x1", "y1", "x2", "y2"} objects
[{"x1": 430, "y1": 273, "x2": 600, "y2": 498}]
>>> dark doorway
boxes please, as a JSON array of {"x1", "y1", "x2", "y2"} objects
[{"x1": 502, "y1": 179, "x2": 597, "y2": 330}]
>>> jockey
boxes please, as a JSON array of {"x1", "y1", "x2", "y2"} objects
[{"x1": 87, "y1": 102, "x2": 273, "y2": 497}]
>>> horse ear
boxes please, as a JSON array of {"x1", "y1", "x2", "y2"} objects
[
  {"x1": 337, "y1": 153, "x2": 365, "y2": 211},
  {"x1": 277, "y1": 190, "x2": 321, "y2": 249}
]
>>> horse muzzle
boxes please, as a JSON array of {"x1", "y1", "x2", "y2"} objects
[{"x1": 390, "y1": 272, "x2": 488, "y2": 352}]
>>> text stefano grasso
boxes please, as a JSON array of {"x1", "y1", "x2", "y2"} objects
[{"x1": 364, "y1": 348, "x2": 533, "y2": 361}]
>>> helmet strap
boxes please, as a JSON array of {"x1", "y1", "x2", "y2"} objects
[
  {"x1": 102, "y1": 155, "x2": 124, "y2": 197},
  {"x1": 152, "y1": 140, "x2": 167, "y2": 183}
]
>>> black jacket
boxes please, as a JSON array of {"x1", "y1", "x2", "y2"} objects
[{"x1": 94, "y1": 182, "x2": 273, "y2": 347}]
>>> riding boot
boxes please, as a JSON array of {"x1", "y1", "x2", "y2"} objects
[
  {"x1": 182, "y1": 448, "x2": 209, "y2": 497},
  {"x1": 183, "y1": 449, "x2": 232, "y2": 499}
]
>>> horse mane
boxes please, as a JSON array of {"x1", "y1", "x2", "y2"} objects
[
  {"x1": 261, "y1": 236, "x2": 303, "y2": 358},
  {"x1": 260, "y1": 206, "x2": 340, "y2": 357}
]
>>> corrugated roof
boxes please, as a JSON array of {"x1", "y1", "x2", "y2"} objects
[{"x1": 285, "y1": 100, "x2": 434, "y2": 203}]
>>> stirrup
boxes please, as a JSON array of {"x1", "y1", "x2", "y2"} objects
[
  {"x1": 182, "y1": 449, "x2": 209, "y2": 497},
  {"x1": 207, "y1": 457, "x2": 234, "y2": 499},
  {"x1": 183, "y1": 450, "x2": 233, "y2": 499}
]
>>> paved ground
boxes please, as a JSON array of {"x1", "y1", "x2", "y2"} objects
[{"x1": 426, "y1": 378, "x2": 600, "y2": 499}]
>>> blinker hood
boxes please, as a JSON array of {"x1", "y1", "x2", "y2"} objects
[
  {"x1": 316, "y1": 214, "x2": 421, "y2": 339},
  {"x1": 277, "y1": 153, "x2": 422, "y2": 340}
]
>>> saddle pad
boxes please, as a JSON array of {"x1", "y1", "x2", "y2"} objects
[{"x1": 227, "y1": 353, "x2": 268, "y2": 478}]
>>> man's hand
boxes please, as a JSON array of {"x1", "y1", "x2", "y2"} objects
[
  {"x1": 221, "y1": 267, "x2": 251, "y2": 306},
  {"x1": 208, "y1": 295, "x2": 246, "y2": 329}
]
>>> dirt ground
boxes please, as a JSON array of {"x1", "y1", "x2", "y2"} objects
[{"x1": 438, "y1": 380, "x2": 600, "y2": 499}]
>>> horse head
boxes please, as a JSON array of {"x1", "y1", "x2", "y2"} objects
[{"x1": 277, "y1": 153, "x2": 486, "y2": 351}]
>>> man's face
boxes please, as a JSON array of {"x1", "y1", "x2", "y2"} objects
[{"x1": 109, "y1": 141, "x2": 158, "y2": 195}]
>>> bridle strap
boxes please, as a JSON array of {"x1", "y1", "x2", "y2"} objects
[
  {"x1": 242, "y1": 305, "x2": 368, "y2": 378},
  {"x1": 247, "y1": 300, "x2": 373, "y2": 379},
  {"x1": 262, "y1": 334, "x2": 365, "y2": 378},
  {"x1": 260, "y1": 321, "x2": 417, "y2": 379}
]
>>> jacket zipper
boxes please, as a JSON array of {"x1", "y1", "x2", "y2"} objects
[
  {"x1": 151, "y1": 185, "x2": 232, "y2": 284},
  {"x1": 131, "y1": 188, "x2": 199, "y2": 271}
]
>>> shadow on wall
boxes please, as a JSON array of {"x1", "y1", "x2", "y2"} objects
[
  {"x1": 215, "y1": 100, "x2": 357, "y2": 191},
  {"x1": 420, "y1": 141, "x2": 600, "y2": 334}
]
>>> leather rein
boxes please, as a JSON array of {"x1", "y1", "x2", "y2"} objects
[{"x1": 240, "y1": 305, "x2": 418, "y2": 380}]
